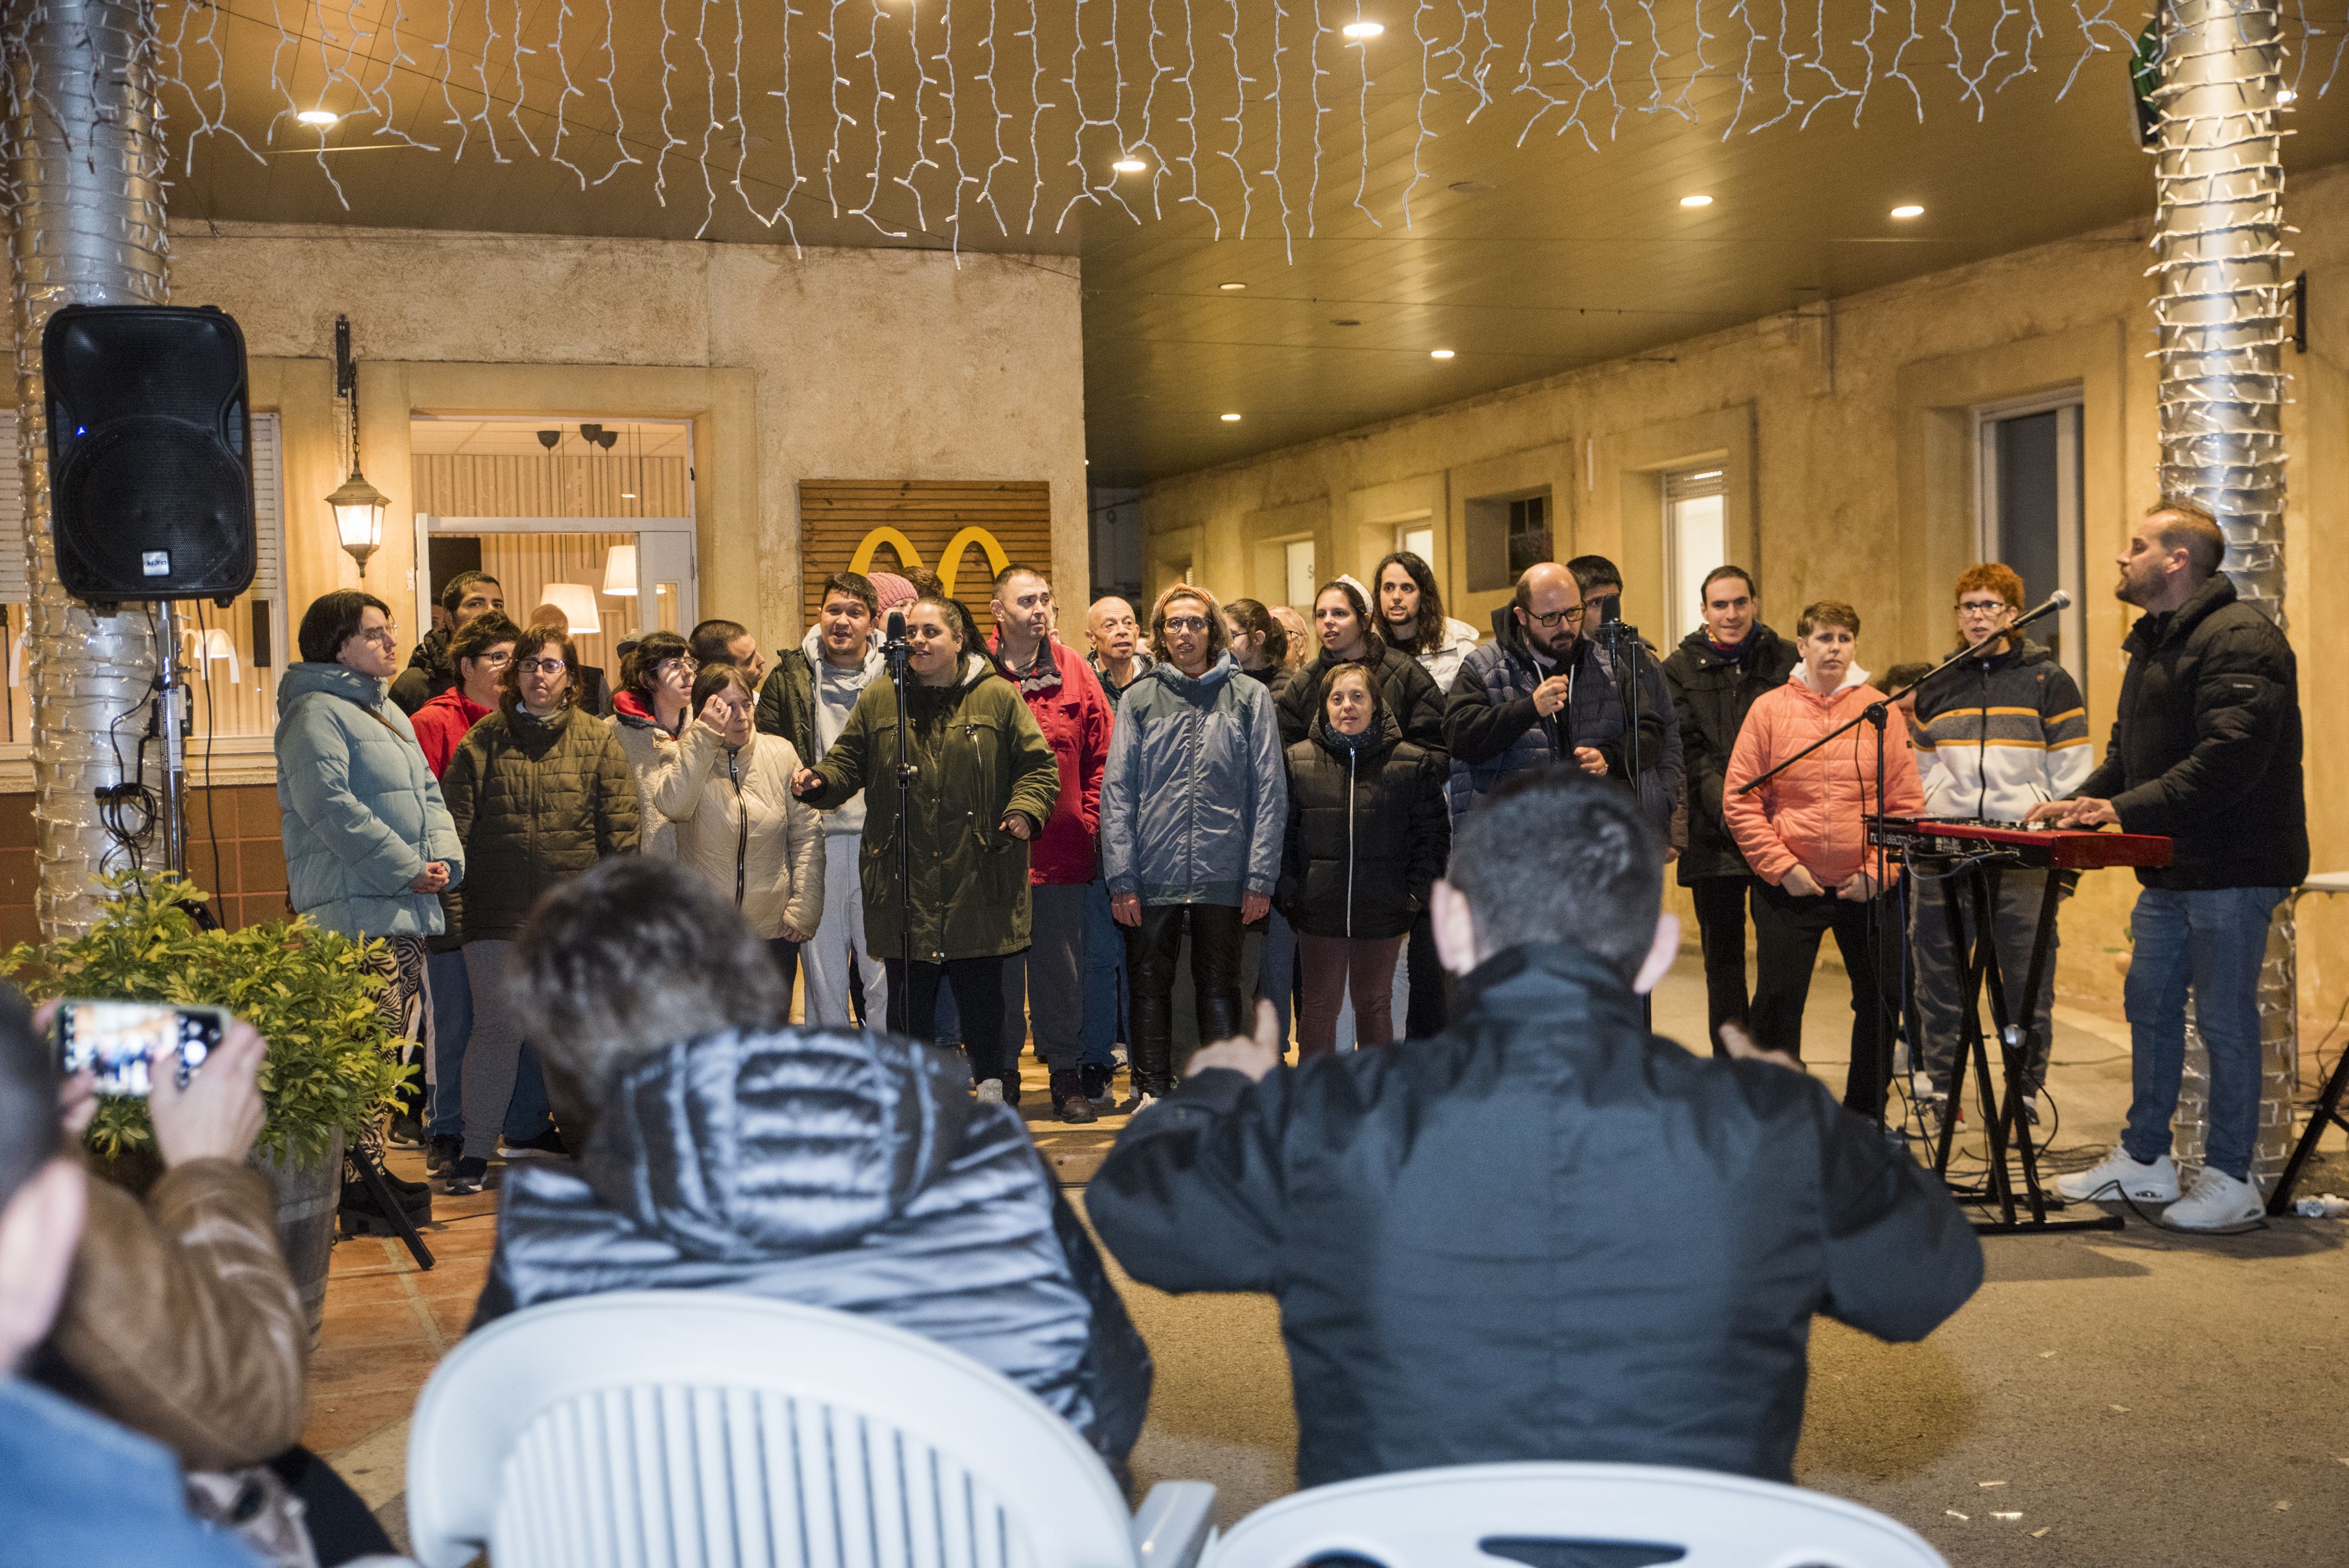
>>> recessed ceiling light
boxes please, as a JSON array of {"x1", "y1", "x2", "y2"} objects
[
  {"x1": 1219, "y1": 280, "x2": 1246, "y2": 292},
  {"x1": 1112, "y1": 156, "x2": 1148, "y2": 174},
  {"x1": 620, "y1": 492, "x2": 637, "y2": 499},
  {"x1": 1341, "y1": 20, "x2": 1385, "y2": 38},
  {"x1": 296, "y1": 109, "x2": 339, "y2": 127},
  {"x1": 1220, "y1": 412, "x2": 1242, "y2": 422},
  {"x1": 1429, "y1": 348, "x2": 1455, "y2": 359},
  {"x1": 1679, "y1": 194, "x2": 1713, "y2": 208},
  {"x1": 1890, "y1": 203, "x2": 1925, "y2": 219}
]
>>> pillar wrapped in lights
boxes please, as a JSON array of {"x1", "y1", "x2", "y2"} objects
[
  {"x1": 2, "y1": 0, "x2": 168, "y2": 937},
  {"x1": 2146, "y1": 0, "x2": 2297, "y2": 1181}
]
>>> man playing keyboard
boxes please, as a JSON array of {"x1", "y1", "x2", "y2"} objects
[{"x1": 2028, "y1": 503, "x2": 2306, "y2": 1231}]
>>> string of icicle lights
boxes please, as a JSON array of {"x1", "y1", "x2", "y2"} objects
[{"x1": 150, "y1": 0, "x2": 2344, "y2": 256}]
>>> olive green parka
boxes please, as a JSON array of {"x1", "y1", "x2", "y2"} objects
[
  {"x1": 803, "y1": 653, "x2": 1058, "y2": 962},
  {"x1": 441, "y1": 701, "x2": 640, "y2": 941}
]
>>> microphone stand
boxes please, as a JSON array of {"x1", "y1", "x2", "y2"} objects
[
  {"x1": 1594, "y1": 607, "x2": 1652, "y2": 1030},
  {"x1": 883, "y1": 617, "x2": 916, "y2": 1005}
]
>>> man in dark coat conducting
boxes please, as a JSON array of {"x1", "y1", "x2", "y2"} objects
[{"x1": 1087, "y1": 769, "x2": 1982, "y2": 1490}]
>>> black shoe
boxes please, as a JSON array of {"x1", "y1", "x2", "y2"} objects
[
  {"x1": 442, "y1": 1157, "x2": 490, "y2": 1196},
  {"x1": 1078, "y1": 1062, "x2": 1114, "y2": 1108},
  {"x1": 1050, "y1": 1071, "x2": 1099, "y2": 1124},
  {"x1": 426, "y1": 1134, "x2": 462, "y2": 1174},
  {"x1": 339, "y1": 1175, "x2": 432, "y2": 1236},
  {"x1": 385, "y1": 1109, "x2": 426, "y2": 1148},
  {"x1": 498, "y1": 1127, "x2": 571, "y2": 1160}
]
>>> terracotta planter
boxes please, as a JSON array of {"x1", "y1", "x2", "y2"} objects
[{"x1": 252, "y1": 1130, "x2": 343, "y2": 1346}]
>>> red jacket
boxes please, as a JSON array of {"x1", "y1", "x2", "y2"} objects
[
  {"x1": 1722, "y1": 671, "x2": 1924, "y2": 890},
  {"x1": 410, "y1": 688, "x2": 491, "y2": 781},
  {"x1": 993, "y1": 634, "x2": 1112, "y2": 884}
]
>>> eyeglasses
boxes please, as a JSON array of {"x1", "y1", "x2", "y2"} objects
[
  {"x1": 653, "y1": 657, "x2": 695, "y2": 680},
  {"x1": 1162, "y1": 616, "x2": 1211, "y2": 633},
  {"x1": 1956, "y1": 600, "x2": 2012, "y2": 617},
  {"x1": 356, "y1": 623, "x2": 398, "y2": 647},
  {"x1": 472, "y1": 650, "x2": 514, "y2": 668},
  {"x1": 518, "y1": 658, "x2": 570, "y2": 676},
  {"x1": 1526, "y1": 606, "x2": 1586, "y2": 629}
]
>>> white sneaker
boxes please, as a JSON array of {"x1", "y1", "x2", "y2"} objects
[
  {"x1": 974, "y1": 1078, "x2": 1005, "y2": 1104},
  {"x1": 2163, "y1": 1166, "x2": 2265, "y2": 1231},
  {"x1": 1132, "y1": 1091, "x2": 1160, "y2": 1115},
  {"x1": 2054, "y1": 1146, "x2": 2179, "y2": 1204}
]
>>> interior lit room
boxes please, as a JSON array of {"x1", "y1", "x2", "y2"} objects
[{"x1": 2, "y1": 1, "x2": 2344, "y2": 1565}]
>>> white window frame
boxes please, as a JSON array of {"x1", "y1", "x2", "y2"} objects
[
  {"x1": 1660, "y1": 464, "x2": 1728, "y2": 650},
  {"x1": 1974, "y1": 386, "x2": 2085, "y2": 695}
]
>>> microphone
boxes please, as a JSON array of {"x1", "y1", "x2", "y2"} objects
[
  {"x1": 884, "y1": 609, "x2": 906, "y2": 642},
  {"x1": 2010, "y1": 589, "x2": 2072, "y2": 631}
]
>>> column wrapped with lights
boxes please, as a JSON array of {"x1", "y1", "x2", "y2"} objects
[
  {"x1": 2146, "y1": 0, "x2": 2297, "y2": 1181},
  {"x1": 1, "y1": 0, "x2": 169, "y2": 937}
]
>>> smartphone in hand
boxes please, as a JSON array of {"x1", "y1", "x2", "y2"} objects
[{"x1": 54, "y1": 1000, "x2": 233, "y2": 1097}]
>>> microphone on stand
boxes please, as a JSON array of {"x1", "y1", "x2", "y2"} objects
[
  {"x1": 2009, "y1": 588, "x2": 2073, "y2": 631},
  {"x1": 884, "y1": 609, "x2": 906, "y2": 644}
]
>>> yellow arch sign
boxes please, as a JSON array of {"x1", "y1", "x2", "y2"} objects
[{"x1": 841, "y1": 524, "x2": 1012, "y2": 601}]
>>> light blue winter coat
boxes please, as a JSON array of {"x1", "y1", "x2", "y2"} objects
[
  {"x1": 1098, "y1": 652, "x2": 1286, "y2": 907},
  {"x1": 274, "y1": 662, "x2": 463, "y2": 937}
]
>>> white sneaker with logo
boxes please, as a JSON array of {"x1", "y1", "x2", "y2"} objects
[
  {"x1": 2053, "y1": 1146, "x2": 2179, "y2": 1204},
  {"x1": 2162, "y1": 1166, "x2": 2265, "y2": 1232}
]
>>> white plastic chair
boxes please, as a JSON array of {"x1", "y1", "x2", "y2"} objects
[
  {"x1": 1201, "y1": 1461, "x2": 1947, "y2": 1568},
  {"x1": 407, "y1": 1290, "x2": 1215, "y2": 1568}
]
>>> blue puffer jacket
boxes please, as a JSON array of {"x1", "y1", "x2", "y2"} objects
[
  {"x1": 1099, "y1": 652, "x2": 1287, "y2": 906},
  {"x1": 1443, "y1": 607, "x2": 1683, "y2": 841},
  {"x1": 274, "y1": 662, "x2": 463, "y2": 937},
  {"x1": 473, "y1": 1026, "x2": 1152, "y2": 1464}
]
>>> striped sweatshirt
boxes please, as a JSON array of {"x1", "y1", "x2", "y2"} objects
[{"x1": 1911, "y1": 636, "x2": 2093, "y2": 823}]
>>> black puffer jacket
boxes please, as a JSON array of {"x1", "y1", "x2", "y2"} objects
[
  {"x1": 1089, "y1": 941, "x2": 1982, "y2": 1488},
  {"x1": 1277, "y1": 701, "x2": 1451, "y2": 941},
  {"x1": 2075, "y1": 572, "x2": 2306, "y2": 890},
  {"x1": 1661, "y1": 622, "x2": 1799, "y2": 883},
  {"x1": 1277, "y1": 643, "x2": 1446, "y2": 754},
  {"x1": 473, "y1": 1026, "x2": 1151, "y2": 1465},
  {"x1": 440, "y1": 703, "x2": 640, "y2": 940}
]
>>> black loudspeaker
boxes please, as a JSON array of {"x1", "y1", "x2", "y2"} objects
[{"x1": 41, "y1": 304, "x2": 255, "y2": 605}]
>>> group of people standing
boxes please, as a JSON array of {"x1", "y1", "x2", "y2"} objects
[{"x1": 271, "y1": 495, "x2": 2303, "y2": 1231}]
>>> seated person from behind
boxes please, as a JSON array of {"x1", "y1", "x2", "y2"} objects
[
  {"x1": 470, "y1": 855, "x2": 1149, "y2": 1468},
  {"x1": 1087, "y1": 770, "x2": 1984, "y2": 1490}
]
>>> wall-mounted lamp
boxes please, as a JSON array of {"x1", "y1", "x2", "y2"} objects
[{"x1": 328, "y1": 315, "x2": 386, "y2": 577}]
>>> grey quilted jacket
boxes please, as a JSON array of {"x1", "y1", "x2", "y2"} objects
[
  {"x1": 472, "y1": 1025, "x2": 1152, "y2": 1464},
  {"x1": 1099, "y1": 652, "x2": 1287, "y2": 907}
]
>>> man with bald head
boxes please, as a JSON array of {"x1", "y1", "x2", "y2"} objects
[
  {"x1": 1079, "y1": 594, "x2": 1154, "y2": 1103},
  {"x1": 2027, "y1": 501, "x2": 2305, "y2": 1231},
  {"x1": 1443, "y1": 562, "x2": 1669, "y2": 825}
]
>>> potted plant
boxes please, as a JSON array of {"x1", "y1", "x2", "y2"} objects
[{"x1": 1, "y1": 871, "x2": 412, "y2": 1337}]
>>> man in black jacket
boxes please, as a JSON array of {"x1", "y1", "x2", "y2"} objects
[
  {"x1": 2031, "y1": 503, "x2": 2307, "y2": 1231},
  {"x1": 390, "y1": 570, "x2": 503, "y2": 714},
  {"x1": 1662, "y1": 565, "x2": 1798, "y2": 1054},
  {"x1": 1090, "y1": 770, "x2": 1982, "y2": 1489}
]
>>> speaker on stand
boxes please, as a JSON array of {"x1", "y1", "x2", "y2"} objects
[{"x1": 40, "y1": 304, "x2": 257, "y2": 878}]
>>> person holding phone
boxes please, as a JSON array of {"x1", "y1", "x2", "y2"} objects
[
  {"x1": 646, "y1": 663, "x2": 825, "y2": 996},
  {"x1": 277, "y1": 591, "x2": 465, "y2": 1156}
]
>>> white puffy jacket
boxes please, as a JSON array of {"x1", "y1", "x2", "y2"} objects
[{"x1": 646, "y1": 723, "x2": 826, "y2": 939}]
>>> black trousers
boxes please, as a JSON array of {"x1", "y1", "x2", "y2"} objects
[
  {"x1": 1689, "y1": 875, "x2": 1758, "y2": 1057},
  {"x1": 888, "y1": 955, "x2": 1009, "y2": 1085},
  {"x1": 1127, "y1": 903, "x2": 1244, "y2": 1093},
  {"x1": 1750, "y1": 879, "x2": 1900, "y2": 1120},
  {"x1": 1404, "y1": 906, "x2": 1447, "y2": 1037}
]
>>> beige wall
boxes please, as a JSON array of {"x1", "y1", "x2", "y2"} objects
[
  {"x1": 1140, "y1": 160, "x2": 2349, "y2": 1014},
  {"x1": 0, "y1": 221, "x2": 1087, "y2": 664}
]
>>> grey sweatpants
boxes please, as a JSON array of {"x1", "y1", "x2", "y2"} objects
[
  {"x1": 1002, "y1": 883, "x2": 1089, "y2": 1072},
  {"x1": 1911, "y1": 869, "x2": 2063, "y2": 1096},
  {"x1": 459, "y1": 939, "x2": 526, "y2": 1162}
]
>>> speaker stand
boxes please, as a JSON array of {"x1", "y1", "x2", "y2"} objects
[{"x1": 153, "y1": 603, "x2": 187, "y2": 874}]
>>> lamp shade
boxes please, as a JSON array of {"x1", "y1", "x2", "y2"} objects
[
  {"x1": 540, "y1": 582, "x2": 602, "y2": 636},
  {"x1": 601, "y1": 544, "x2": 638, "y2": 597}
]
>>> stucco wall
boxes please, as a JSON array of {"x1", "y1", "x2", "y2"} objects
[
  {"x1": 0, "y1": 221, "x2": 1087, "y2": 660},
  {"x1": 1141, "y1": 160, "x2": 2349, "y2": 1014}
]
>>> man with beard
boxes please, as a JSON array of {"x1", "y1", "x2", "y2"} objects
[{"x1": 2031, "y1": 503, "x2": 2305, "y2": 1231}]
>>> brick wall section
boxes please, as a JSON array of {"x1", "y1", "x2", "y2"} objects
[{"x1": 0, "y1": 786, "x2": 288, "y2": 945}]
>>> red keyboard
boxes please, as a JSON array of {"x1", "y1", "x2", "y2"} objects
[{"x1": 1868, "y1": 817, "x2": 2173, "y2": 871}]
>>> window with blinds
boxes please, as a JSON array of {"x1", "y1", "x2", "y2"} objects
[
  {"x1": 1661, "y1": 465, "x2": 1728, "y2": 648},
  {"x1": 0, "y1": 410, "x2": 287, "y2": 744}
]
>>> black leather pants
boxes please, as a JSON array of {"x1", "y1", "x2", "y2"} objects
[{"x1": 1126, "y1": 902, "x2": 1245, "y2": 1093}]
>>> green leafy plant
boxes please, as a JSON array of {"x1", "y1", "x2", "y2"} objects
[{"x1": 0, "y1": 871, "x2": 411, "y2": 1165}]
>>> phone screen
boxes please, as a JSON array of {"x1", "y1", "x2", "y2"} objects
[{"x1": 57, "y1": 1000, "x2": 223, "y2": 1097}]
